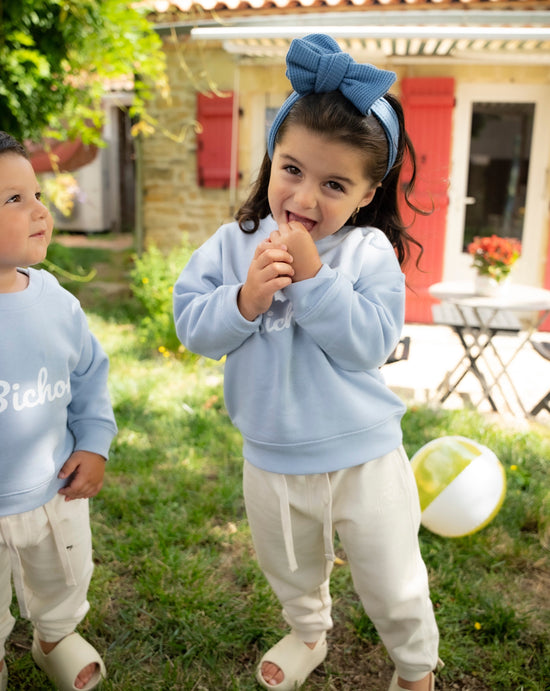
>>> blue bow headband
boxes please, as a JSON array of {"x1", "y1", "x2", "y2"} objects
[{"x1": 267, "y1": 34, "x2": 399, "y2": 180}]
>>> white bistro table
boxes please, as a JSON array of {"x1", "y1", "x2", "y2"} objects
[{"x1": 428, "y1": 281, "x2": 550, "y2": 417}]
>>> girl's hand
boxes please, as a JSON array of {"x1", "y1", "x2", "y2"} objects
[
  {"x1": 269, "y1": 222, "x2": 322, "y2": 282},
  {"x1": 238, "y1": 239, "x2": 294, "y2": 321},
  {"x1": 57, "y1": 451, "x2": 106, "y2": 501}
]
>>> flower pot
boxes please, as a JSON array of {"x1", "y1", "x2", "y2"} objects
[{"x1": 474, "y1": 274, "x2": 509, "y2": 297}]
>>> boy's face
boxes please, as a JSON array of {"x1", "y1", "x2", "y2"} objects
[{"x1": 0, "y1": 152, "x2": 53, "y2": 274}]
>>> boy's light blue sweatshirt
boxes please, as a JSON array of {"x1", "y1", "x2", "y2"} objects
[
  {"x1": 0, "y1": 268, "x2": 117, "y2": 516},
  {"x1": 173, "y1": 216, "x2": 406, "y2": 474}
]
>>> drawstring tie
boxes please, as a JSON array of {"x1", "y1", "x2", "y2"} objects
[
  {"x1": 278, "y1": 475, "x2": 298, "y2": 572},
  {"x1": 322, "y1": 475, "x2": 336, "y2": 564},
  {"x1": 0, "y1": 520, "x2": 29, "y2": 618},
  {"x1": 278, "y1": 473, "x2": 335, "y2": 572}
]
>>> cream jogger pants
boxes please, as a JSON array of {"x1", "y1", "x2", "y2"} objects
[
  {"x1": 243, "y1": 446, "x2": 440, "y2": 682},
  {"x1": 0, "y1": 493, "x2": 93, "y2": 661}
]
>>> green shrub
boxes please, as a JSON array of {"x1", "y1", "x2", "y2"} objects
[{"x1": 130, "y1": 238, "x2": 197, "y2": 359}]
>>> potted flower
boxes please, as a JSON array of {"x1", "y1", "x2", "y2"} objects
[{"x1": 467, "y1": 235, "x2": 522, "y2": 296}]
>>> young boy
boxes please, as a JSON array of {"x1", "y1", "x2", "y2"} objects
[{"x1": 0, "y1": 131, "x2": 117, "y2": 691}]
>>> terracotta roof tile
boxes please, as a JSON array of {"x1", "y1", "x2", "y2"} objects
[
  {"x1": 139, "y1": 0, "x2": 550, "y2": 11},
  {"x1": 136, "y1": 0, "x2": 550, "y2": 62}
]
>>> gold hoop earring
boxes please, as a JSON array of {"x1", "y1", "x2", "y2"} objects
[{"x1": 351, "y1": 206, "x2": 361, "y2": 223}]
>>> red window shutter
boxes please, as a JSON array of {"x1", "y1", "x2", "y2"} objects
[
  {"x1": 400, "y1": 78, "x2": 455, "y2": 324},
  {"x1": 197, "y1": 91, "x2": 238, "y2": 189}
]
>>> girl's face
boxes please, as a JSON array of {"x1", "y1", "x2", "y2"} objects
[
  {"x1": 268, "y1": 124, "x2": 378, "y2": 242},
  {"x1": 0, "y1": 153, "x2": 53, "y2": 275}
]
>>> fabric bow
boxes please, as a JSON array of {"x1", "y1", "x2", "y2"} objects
[
  {"x1": 267, "y1": 34, "x2": 399, "y2": 179},
  {"x1": 286, "y1": 34, "x2": 396, "y2": 113}
]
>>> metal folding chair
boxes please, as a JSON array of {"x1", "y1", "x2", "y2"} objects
[
  {"x1": 385, "y1": 336, "x2": 411, "y2": 365},
  {"x1": 530, "y1": 341, "x2": 550, "y2": 416}
]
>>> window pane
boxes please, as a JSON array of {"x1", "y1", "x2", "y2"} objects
[{"x1": 462, "y1": 102, "x2": 534, "y2": 250}]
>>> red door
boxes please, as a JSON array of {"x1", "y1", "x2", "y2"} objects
[{"x1": 400, "y1": 78, "x2": 455, "y2": 323}]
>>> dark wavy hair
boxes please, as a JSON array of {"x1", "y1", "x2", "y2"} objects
[
  {"x1": 236, "y1": 91, "x2": 427, "y2": 268},
  {"x1": 0, "y1": 131, "x2": 29, "y2": 159}
]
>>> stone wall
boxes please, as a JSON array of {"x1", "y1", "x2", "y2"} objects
[{"x1": 142, "y1": 38, "x2": 240, "y2": 251}]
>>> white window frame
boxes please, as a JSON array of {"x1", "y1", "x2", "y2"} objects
[{"x1": 445, "y1": 83, "x2": 550, "y2": 286}]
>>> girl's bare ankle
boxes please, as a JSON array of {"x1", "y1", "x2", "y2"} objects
[{"x1": 397, "y1": 672, "x2": 432, "y2": 690}]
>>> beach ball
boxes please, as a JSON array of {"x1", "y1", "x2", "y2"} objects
[{"x1": 410, "y1": 436, "x2": 506, "y2": 538}]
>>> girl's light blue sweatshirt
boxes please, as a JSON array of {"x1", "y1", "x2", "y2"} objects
[
  {"x1": 0, "y1": 268, "x2": 117, "y2": 516},
  {"x1": 173, "y1": 216, "x2": 406, "y2": 475}
]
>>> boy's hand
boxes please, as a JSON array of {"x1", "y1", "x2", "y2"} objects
[
  {"x1": 238, "y1": 239, "x2": 294, "y2": 321},
  {"x1": 269, "y1": 222, "x2": 322, "y2": 282},
  {"x1": 58, "y1": 451, "x2": 106, "y2": 501}
]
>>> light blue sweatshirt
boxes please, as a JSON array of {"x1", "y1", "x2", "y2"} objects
[
  {"x1": 173, "y1": 216, "x2": 406, "y2": 474},
  {"x1": 0, "y1": 268, "x2": 117, "y2": 516}
]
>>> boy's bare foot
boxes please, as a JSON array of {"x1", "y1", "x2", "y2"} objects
[{"x1": 39, "y1": 639, "x2": 98, "y2": 689}]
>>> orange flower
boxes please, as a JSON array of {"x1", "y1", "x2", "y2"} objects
[{"x1": 467, "y1": 235, "x2": 521, "y2": 282}]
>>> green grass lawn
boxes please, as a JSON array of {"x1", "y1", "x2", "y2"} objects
[{"x1": 5, "y1": 241, "x2": 550, "y2": 690}]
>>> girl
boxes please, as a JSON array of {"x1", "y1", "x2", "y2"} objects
[{"x1": 173, "y1": 34, "x2": 440, "y2": 691}]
